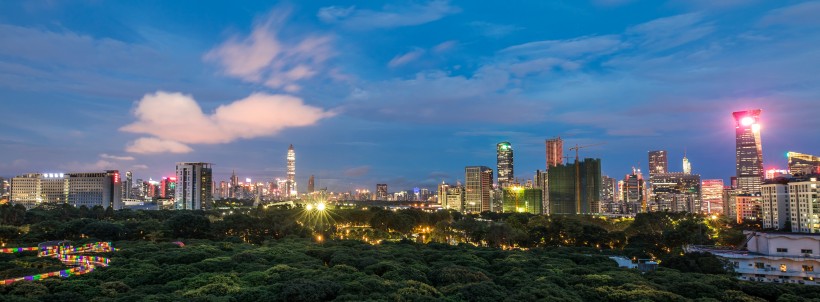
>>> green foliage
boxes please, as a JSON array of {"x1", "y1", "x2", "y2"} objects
[{"x1": 2, "y1": 207, "x2": 818, "y2": 301}]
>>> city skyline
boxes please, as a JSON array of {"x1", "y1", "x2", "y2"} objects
[{"x1": 1, "y1": 1, "x2": 820, "y2": 191}]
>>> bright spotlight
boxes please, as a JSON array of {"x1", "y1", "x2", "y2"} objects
[
  {"x1": 317, "y1": 203, "x2": 326, "y2": 211},
  {"x1": 752, "y1": 123, "x2": 761, "y2": 132},
  {"x1": 740, "y1": 116, "x2": 754, "y2": 126},
  {"x1": 306, "y1": 204, "x2": 314, "y2": 211}
]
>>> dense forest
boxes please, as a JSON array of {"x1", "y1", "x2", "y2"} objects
[{"x1": 1, "y1": 203, "x2": 817, "y2": 301}]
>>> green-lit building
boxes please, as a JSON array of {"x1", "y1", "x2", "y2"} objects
[
  {"x1": 502, "y1": 188, "x2": 543, "y2": 214},
  {"x1": 548, "y1": 158, "x2": 602, "y2": 215}
]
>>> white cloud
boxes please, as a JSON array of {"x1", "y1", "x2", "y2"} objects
[
  {"x1": 760, "y1": 2, "x2": 820, "y2": 27},
  {"x1": 469, "y1": 21, "x2": 522, "y2": 38},
  {"x1": 121, "y1": 91, "x2": 335, "y2": 153},
  {"x1": 204, "y1": 8, "x2": 333, "y2": 91},
  {"x1": 388, "y1": 49, "x2": 425, "y2": 68},
  {"x1": 131, "y1": 164, "x2": 149, "y2": 170},
  {"x1": 59, "y1": 160, "x2": 119, "y2": 172},
  {"x1": 344, "y1": 166, "x2": 371, "y2": 178},
  {"x1": 626, "y1": 13, "x2": 714, "y2": 50},
  {"x1": 432, "y1": 40, "x2": 457, "y2": 53},
  {"x1": 125, "y1": 138, "x2": 193, "y2": 154},
  {"x1": 500, "y1": 35, "x2": 624, "y2": 59},
  {"x1": 317, "y1": 1, "x2": 460, "y2": 30},
  {"x1": 99, "y1": 153, "x2": 135, "y2": 161}
]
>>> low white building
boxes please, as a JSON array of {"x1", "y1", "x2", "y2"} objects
[{"x1": 691, "y1": 231, "x2": 820, "y2": 285}]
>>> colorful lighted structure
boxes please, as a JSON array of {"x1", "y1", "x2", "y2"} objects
[{"x1": 0, "y1": 241, "x2": 114, "y2": 285}]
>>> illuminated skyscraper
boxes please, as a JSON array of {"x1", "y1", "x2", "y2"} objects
[
  {"x1": 175, "y1": 162, "x2": 212, "y2": 210},
  {"x1": 733, "y1": 109, "x2": 764, "y2": 193},
  {"x1": 465, "y1": 166, "x2": 493, "y2": 213},
  {"x1": 376, "y1": 183, "x2": 388, "y2": 200},
  {"x1": 123, "y1": 171, "x2": 133, "y2": 199},
  {"x1": 682, "y1": 153, "x2": 692, "y2": 175},
  {"x1": 623, "y1": 168, "x2": 645, "y2": 213},
  {"x1": 497, "y1": 142, "x2": 514, "y2": 188},
  {"x1": 308, "y1": 175, "x2": 315, "y2": 193},
  {"x1": 648, "y1": 150, "x2": 668, "y2": 177},
  {"x1": 546, "y1": 137, "x2": 563, "y2": 169},
  {"x1": 787, "y1": 151, "x2": 820, "y2": 176},
  {"x1": 286, "y1": 144, "x2": 296, "y2": 197},
  {"x1": 701, "y1": 179, "x2": 724, "y2": 214}
]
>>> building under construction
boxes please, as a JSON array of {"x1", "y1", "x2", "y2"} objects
[{"x1": 547, "y1": 158, "x2": 602, "y2": 215}]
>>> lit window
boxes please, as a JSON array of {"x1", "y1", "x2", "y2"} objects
[{"x1": 781, "y1": 264, "x2": 787, "y2": 272}]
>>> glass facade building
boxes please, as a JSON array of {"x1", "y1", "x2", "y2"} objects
[
  {"x1": 496, "y1": 142, "x2": 514, "y2": 188},
  {"x1": 733, "y1": 109, "x2": 764, "y2": 194},
  {"x1": 548, "y1": 158, "x2": 602, "y2": 215}
]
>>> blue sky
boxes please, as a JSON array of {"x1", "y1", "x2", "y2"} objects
[{"x1": 1, "y1": 0, "x2": 819, "y2": 192}]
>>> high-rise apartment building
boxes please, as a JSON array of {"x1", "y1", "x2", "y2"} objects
[
  {"x1": 497, "y1": 142, "x2": 514, "y2": 188},
  {"x1": 789, "y1": 177, "x2": 820, "y2": 233},
  {"x1": 548, "y1": 158, "x2": 602, "y2": 215},
  {"x1": 701, "y1": 179, "x2": 724, "y2": 214},
  {"x1": 648, "y1": 150, "x2": 668, "y2": 177},
  {"x1": 787, "y1": 152, "x2": 820, "y2": 176},
  {"x1": 600, "y1": 175, "x2": 619, "y2": 214},
  {"x1": 546, "y1": 137, "x2": 563, "y2": 169},
  {"x1": 761, "y1": 179, "x2": 790, "y2": 230},
  {"x1": 308, "y1": 175, "x2": 315, "y2": 193},
  {"x1": 735, "y1": 194, "x2": 762, "y2": 224},
  {"x1": 175, "y1": 162, "x2": 213, "y2": 210},
  {"x1": 648, "y1": 172, "x2": 701, "y2": 213},
  {"x1": 760, "y1": 176, "x2": 820, "y2": 233},
  {"x1": 10, "y1": 171, "x2": 122, "y2": 210},
  {"x1": 733, "y1": 109, "x2": 764, "y2": 193},
  {"x1": 465, "y1": 166, "x2": 493, "y2": 213},
  {"x1": 286, "y1": 144, "x2": 296, "y2": 197}
]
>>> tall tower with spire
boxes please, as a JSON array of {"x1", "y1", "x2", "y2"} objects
[
  {"x1": 682, "y1": 150, "x2": 692, "y2": 175},
  {"x1": 286, "y1": 144, "x2": 296, "y2": 198}
]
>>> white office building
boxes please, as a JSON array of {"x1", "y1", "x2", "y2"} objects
[
  {"x1": 10, "y1": 171, "x2": 122, "y2": 209},
  {"x1": 691, "y1": 231, "x2": 820, "y2": 285}
]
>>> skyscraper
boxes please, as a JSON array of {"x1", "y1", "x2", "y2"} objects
[
  {"x1": 701, "y1": 179, "x2": 724, "y2": 214},
  {"x1": 308, "y1": 175, "x2": 315, "y2": 193},
  {"x1": 465, "y1": 166, "x2": 493, "y2": 213},
  {"x1": 123, "y1": 171, "x2": 133, "y2": 199},
  {"x1": 376, "y1": 183, "x2": 388, "y2": 200},
  {"x1": 648, "y1": 150, "x2": 668, "y2": 177},
  {"x1": 496, "y1": 142, "x2": 514, "y2": 188},
  {"x1": 682, "y1": 153, "x2": 692, "y2": 175},
  {"x1": 733, "y1": 109, "x2": 764, "y2": 193},
  {"x1": 548, "y1": 158, "x2": 602, "y2": 215},
  {"x1": 286, "y1": 144, "x2": 296, "y2": 197},
  {"x1": 546, "y1": 137, "x2": 563, "y2": 169},
  {"x1": 623, "y1": 168, "x2": 645, "y2": 213},
  {"x1": 175, "y1": 162, "x2": 213, "y2": 210}
]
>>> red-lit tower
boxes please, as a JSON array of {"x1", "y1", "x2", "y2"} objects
[{"x1": 733, "y1": 109, "x2": 763, "y2": 194}]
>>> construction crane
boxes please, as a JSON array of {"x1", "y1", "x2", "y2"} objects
[{"x1": 567, "y1": 143, "x2": 606, "y2": 214}]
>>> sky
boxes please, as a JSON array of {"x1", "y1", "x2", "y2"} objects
[{"x1": 1, "y1": 0, "x2": 819, "y2": 192}]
